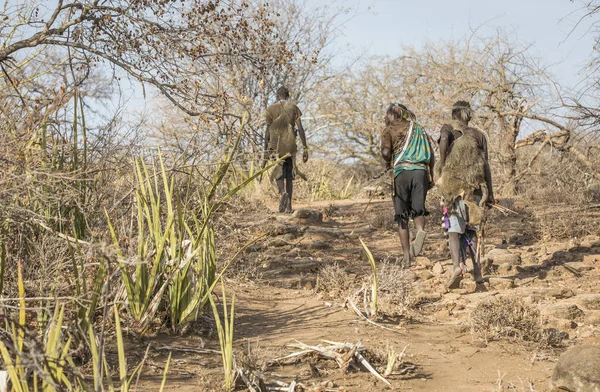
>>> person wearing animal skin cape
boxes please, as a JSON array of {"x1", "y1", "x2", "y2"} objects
[
  {"x1": 381, "y1": 103, "x2": 435, "y2": 268},
  {"x1": 436, "y1": 101, "x2": 495, "y2": 288},
  {"x1": 263, "y1": 86, "x2": 309, "y2": 213}
]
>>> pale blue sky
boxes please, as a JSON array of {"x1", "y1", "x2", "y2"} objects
[{"x1": 327, "y1": 0, "x2": 595, "y2": 90}]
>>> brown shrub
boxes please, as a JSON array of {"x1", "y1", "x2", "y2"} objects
[
  {"x1": 316, "y1": 263, "x2": 352, "y2": 298},
  {"x1": 469, "y1": 296, "x2": 543, "y2": 343},
  {"x1": 376, "y1": 260, "x2": 415, "y2": 316}
]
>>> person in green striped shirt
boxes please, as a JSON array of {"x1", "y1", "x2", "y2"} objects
[{"x1": 381, "y1": 103, "x2": 435, "y2": 268}]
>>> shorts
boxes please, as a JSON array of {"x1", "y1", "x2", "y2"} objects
[
  {"x1": 393, "y1": 169, "x2": 429, "y2": 223},
  {"x1": 277, "y1": 157, "x2": 295, "y2": 181},
  {"x1": 447, "y1": 197, "x2": 482, "y2": 234},
  {"x1": 447, "y1": 199, "x2": 468, "y2": 234}
]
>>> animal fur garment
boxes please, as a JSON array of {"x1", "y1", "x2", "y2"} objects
[
  {"x1": 436, "y1": 127, "x2": 488, "y2": 225},
  {"x1": 267, "y1": 100, "x2": 308, "y2": 183},
  {"x1": 269, "y1": 100, "x2": 298, "y2": 157}
]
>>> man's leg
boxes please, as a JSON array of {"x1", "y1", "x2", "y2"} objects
[
  {"x1": 278, "y1": 158, "x2": 294, "y2": 213},
  {"x1": 398, "y1": 217, "x2": 411, "y2": 268},
  {"x1": 277, "y1": 178, "x2": 288, "y2": 213},
  {"x1": 410, "y1": 171, "x2": 428, "y2": 257},
  {"x1": 467, "y1": 231, "x2": 484, "y2": 283},
  {"x1": 447, "y1": 231, "x2": 463, "y2": 288},
  {"x1": 285, "y1": 178, "x2": 293, "y2": 213},
  {"x1": 276, "y1": 179, "x2": 285, "y2": 195}
]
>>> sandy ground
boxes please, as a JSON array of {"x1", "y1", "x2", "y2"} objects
[{"x1": 134, "y1": 197, "x2": 600, "y2": 391}]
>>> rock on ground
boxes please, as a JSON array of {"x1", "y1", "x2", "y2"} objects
[
  {"x1": 543, "y1": 303, "x2": 585, "y2": 321},
  {"x1": 432, "y1": 263, "x2": 445, "y2": 275},
  {"x1": 488, "y1": 277, "x2": 514, "y2": 290},
  {"x1": 486, "y1": 248, "x2": 522, "y2": 265},
  {"x1": 563, "y1": 262, "x2": 594, "y2": 273},
  {"x1": 291, "y1": 209, "x2": 323, "y2": 224},
  {"x1": 575, "y1": 294, "x2": 600, "y2": 311},
  {"x1": 551, "y1": 345, "x2": 600, "y2": 392}
]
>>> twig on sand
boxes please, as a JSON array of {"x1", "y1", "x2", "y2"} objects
[
  {"x1": 346, "y1": 288, "x2": 400, "y2": 333},
  {"x1": 267, "y1": 340, "x2": 393, "y2": 387},
  {"x1": 491, "y1": 204, "x2": 518, "y2": 215},
  {"x1": 155, "y1": 345, "x2": 221, "y2": 355}
]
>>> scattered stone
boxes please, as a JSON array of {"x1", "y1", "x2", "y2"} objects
[
  {"x1": 444, "y1": 293, "x2": 461, "y2": 301},
  {"x1": 523, "y1": 294, "x2": 544, "y2": 306},
  {"x1": 417, "y1": 270, "x2": 434, "y2": 281},
  {"x1": 487, "y1": 277, "x2": 514, "y2": 290},
  {"x1": 497, "y1": 262, "x2": 513, "y2": 274},
  {"x1": 245, "y1": 244, "x2": 264, "y2": 253},
  {"x1": 544, "y1": 328, "x2": 570, "y2": 346},
  {"x1": 291, "y1": 209, "x2": 323, "y2": 224},
  {"x1": 585, "y1": 312, "x2": 600, "y2": 327},
  {"x1": 546, "y1": 318, "x2": 578, "y2": 331},
  {"x1": 551, "y1": 345, "x2": 600, "y2": 392},
  {"x1": 472, "y1": 340, "x2": 487, "y2": 348},
  {"x1": 460, "y1": 279, "x2": 476, "y2": 291},
  {"x1": 404, "y1": 271, "x2": 419, "y2": 282},
  {"x1": 434, "y1": 309, "x2": 452, "y2": 322},
  {"x1": 286, "y1": 247, "x2": 312, "y2": 258},
  {"x1": 416, "y1": 256, "x2": 433, "y2": 268},
  {"x1": 304, "y1": 227, "x2": 343, "y2": 240},
  {"x1": 268, "y1": 238, "x2": 289, "y2": 247},
  {"x1": 549, "y1": 288, "x2": 576, "y2": 300},
  {"x1": 309, "y1": 240, "x2": 330, "y2": 250},
  {"x1": 417, "y1": 293, "x2": 442, "y2": 303},
  {"x1": 515, "y1": 277, "x2": 536, "y2": 287},
  {"x1": 288, "y1": 258, "x2": 318, "y2": 271},
  {"x1": 578, "y1": 328, "x2": 596, "y2": 339},
  {"x1": 486, "y1": 248, "x2": 521, "y2": 265},
  {"x1": 267, "y1": 223, "x2": 299, "y2": 237},
  {"x1": 544, "y1": 303, "x2": 585, "y2": 321},
  {"x1": 583, "y1": 254, "x2": 600, "y2": 264},
  {"x1": 564, "y1": 262, "x2": 594, "y2": 273},
  {"x1": 432, "y1": 263, "x2": 445, "y2": 275},
  {"x1": 581, "y1": 235, "x2": 600, "y2": 248},
  {"x1": 575, "y1": 294, "x2": 600, "y2": 311}
]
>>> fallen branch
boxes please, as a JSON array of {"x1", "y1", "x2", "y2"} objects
[
  {"x1": 155, "y1": 345, "x2": 221, "y2": 355},
  {"x1": 346, "y1": 289, "x2": 400, "y2": 333},
  {"x1": 267, "y1": 340, "x2": 392, "y2": 386}
]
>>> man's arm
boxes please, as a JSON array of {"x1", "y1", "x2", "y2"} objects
[
  {"x1": 437, "y1": 125, "x2": 452, "y2": 170},
  {"x1": 380, "y1": 128, "x2": 392, "y2": 169},
  {"x1": 297, "y1": 118, "x2": 309, "y2": 163},
  {"x1": 264, "y1": 124, "x2": 271, "y2": 158},
  {"x1": 428, "y1": 135, "x2": 436, "y2": 186},
  {"x1": 480, "y1": 132, "x2": 495, "y2": 204}
]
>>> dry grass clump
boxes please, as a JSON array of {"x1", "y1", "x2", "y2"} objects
[
  {"x1": 514, "y1": 148, "x2": 600, "y2": 239},
  {"x1": 323, "y1": 202, "x2": 341, "y2": 217},
  {"x1": 534, "y1": 207, "x2": 600, "y2": 240},
  {"x1": 469, "y1": 296, "x2": 543, "y2": 343},
  {"x1": 376, "y1": 260, "x2": 415, "y2": 316},
  {"x1": 316, "y1": 263, "x2": 352, "y2": 298}
]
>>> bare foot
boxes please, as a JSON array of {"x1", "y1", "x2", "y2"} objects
[
  {"x1": 446, "y1": 267, "x2": 463, "y2": 289},
  {"x1": 411, "y1": 229, "x2": 426, "y2": 257}
]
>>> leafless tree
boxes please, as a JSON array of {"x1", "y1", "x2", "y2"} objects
[{"x1": 313, "y1": 29, "x2": 596, "y2": 194}]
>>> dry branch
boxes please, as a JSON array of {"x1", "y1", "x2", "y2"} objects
[{"x1": 267, "y1": 340, "x2": 396, "y2": 387}]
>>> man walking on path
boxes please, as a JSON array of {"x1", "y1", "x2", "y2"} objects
[
  {"x1": 264, "y1": 86, "x2": 309, "y2": 213},
  {"x1": 437, "y1": 101, "x2": 495, "y2": 288},
  {"x1": 381, "y1": 103, "x2": 435, "y2": 268}
]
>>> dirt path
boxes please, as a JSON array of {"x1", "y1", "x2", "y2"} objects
[{"x1": 139, "y1": 197, "x2": 600, "y2": 391}]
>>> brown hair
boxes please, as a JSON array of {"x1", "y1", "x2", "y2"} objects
[
  {"x1": 451, "y1": 100, "x2": 473, "y2": 123},
  {"x1": 385, "y1": 102, "x2": 415, "y2": 126},
  {"x1": 276, "y1": 86, "x2": 290, "y2": 100}
]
